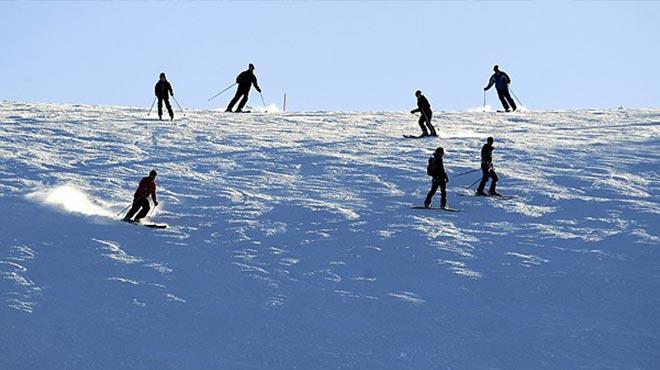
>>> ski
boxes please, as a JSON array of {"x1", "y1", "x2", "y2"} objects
[
  {"x1": 403, "y1": 134, "x2": 436, "y2": 139},
  {"x1": 122, "y1": 220, "x2": 168, "y2": 229},
  {"x1": 410, "y1": 206, "x2": 461, "y2": 212},
  {"x1": 139, "y1": 223, "x2": 168, "y2": 229},
  {"x1": 457, "y1": 193, "x2": 515, "y2": 200}
]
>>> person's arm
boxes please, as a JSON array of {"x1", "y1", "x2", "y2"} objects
[
  {"x1": 253, "y1": 75, "x2": 261, "y2": 93},
  {"x1": 168, "y1": 82, "x2": 174, "y2": 96},
  {"x1": 484, "y1": 75, "x2": 495, "y2": 91},
  {"x1": 410, "y1": 107, "x2": 420, "y2": 114},
  {"x1": 151, "y1": 183, "x2": 158, "y2": 204},
  {"x1": 154, "y1": 83, "x2": 159, "y2": 97}
]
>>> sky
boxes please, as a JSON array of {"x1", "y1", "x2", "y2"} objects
[{"x1": 0, "y1": 1, "x2": 658, "y2": 112}]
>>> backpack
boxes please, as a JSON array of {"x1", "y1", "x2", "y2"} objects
[{"x1": 427, "y1": 157, "x2": 436, "y2": 176}]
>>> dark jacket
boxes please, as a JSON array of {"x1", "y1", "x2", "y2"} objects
[
  {"x1": 134, "y1": 177, "x2": 157, "y2": 202},
  {"x1": 428, "y1": 155, "x2": 448, "y2": 180},
  {"x1": 481, "y1": 143, "x2": 494, "y2": 165},
  {"x1": 485, "y1": 71, "x2": 511, "y2": 91},
  {"x1": 411, "y1": 95, "x2": 432, "y2": 117},
  {"x1": 236, "y1": 70, "x2": 261, "y2": 92},
  {"x1": 155, "y1": 80, "x2": 173, "y2": 99}
]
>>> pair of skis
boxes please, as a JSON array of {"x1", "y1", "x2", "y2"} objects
[
  {"x1": 403, "y1": 134, "x2": 437, "y2": 139},
  {"x1": 411, "y1": 193, "x2": 516, "y2": 212},
  {"x1": 122, "y1": 219, "x2": 168, "y2": 229}
]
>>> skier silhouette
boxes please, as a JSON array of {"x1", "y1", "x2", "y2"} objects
[
  {"x1": 226, "y1": 63, "x2": 262, "y2": 113},
  {"x1": 476, "y1": 137, "x2": 500, "y2": 196},
  {"x1": 410, "y1": 90, "x2": 437, "y2": 137},
  {"x1": 123, "y1": 170, "x2": 159, "y2": 223},
  {"x1": 425, "y1": 147, "x2": 449, "y2": 208},
  {"x1": 484, "y1": 65, "x2": 516, "y2": 112},
  {"x1": 155, "y1": 73, "x2": 174, "y2": 121}
]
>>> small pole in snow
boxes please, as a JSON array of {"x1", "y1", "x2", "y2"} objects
[
  {"x1": 283, "y1": 93, "x2": 287, "y2": 112},
  {"x1": 483, "y1": 91, "x2": 486, "y2": 112}
]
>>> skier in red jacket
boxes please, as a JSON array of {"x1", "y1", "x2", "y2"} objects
[{"x1": 123, "y1": 170, "x2": 159, "y2": 222}]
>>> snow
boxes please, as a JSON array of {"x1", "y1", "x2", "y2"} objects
[{"x1": 1, "y1": 101, "x2": 659, "y2": 369}]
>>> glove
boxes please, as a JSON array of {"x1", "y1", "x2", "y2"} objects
[
  {"x1": 483, "y1": 87, "x2": 487, "y2": 91},
  {"x1": 410, "y1": 110, "x2": 415, "y2": 114},
  {"x1": 257, "y1": 88, "x2": 262, "y2": 93},
  {"x1": 154, "y1": 201, "x2": 159, "y2": 206}
]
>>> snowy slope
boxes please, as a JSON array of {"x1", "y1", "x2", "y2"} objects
[{"x1": 1, "y1": 102, "x2": 659, "y2": 369}]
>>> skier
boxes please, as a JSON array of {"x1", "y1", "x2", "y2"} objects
[
  {"x1": 226, "y1": 63, "x2": 262, "y2": 113},
  {"x1": 425, "y1": 147, "x2": 449, "y2": 208},
  {"x1": 476, "y1": 137, "x2": 500, "y2": 196},
  {"x1": 484, "y1": 65, "x2": 516, "y2": 112},
  {"x1": 123, "y1": 170, "x2": 159, "y2": 223},
  {"x1": 410, "y1": 90, "x2": 437, "y2": 137},
  {"x1": 155, "y1": 72, "x2": 174, "y2": 121}
]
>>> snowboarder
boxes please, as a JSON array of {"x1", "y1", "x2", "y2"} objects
[
  {"x1": 226, "y1": 63, "x2": 262, "y2": 113},
  {"x1": 425, "y1": 147, "x2": 449, "y2": 208},
  {"x1": 476, "y1": 137, "x2": 500, "y2": 196},
  {"x1": 155, "y1": 72, "x2": 174, "y2": 121},
  {"x1": 484, "y1": 65, "x2": 516, "y2": 112},
  {"x1": 123, "y1": 170, "x2": 159, "y2": 223},
  {"x1": 410, "y1": 90, "x2": 437, "y2": 137}
]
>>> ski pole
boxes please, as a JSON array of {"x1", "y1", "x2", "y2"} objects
[
  {"x1": 259, "y1": 91, "x2": 268, "y2": 112},
  {"x1": 509, "y1": 87, "x2": 524, "y2": 107},
  {"x1": 116, "y1": 203, "x2": 133, "y2": 217},
  {"x1": 172, "y1": 96, "x2": 185, "y2": 116},
  {"x1": 466, "y1": 176, "x2": 482, "y2": 190},
  {"x1": 208, "y1": 83, "x2": 237, "y2": 102},
  {"x1": 483, "y1": 90, "x2": 486, "y2": 111},
  {"x1": 454, "y1": 168, "x2": 480, "y2": 178},
  {"x1": 147, "y1": 97, "x2": 156, "y2": 116},
  {"x1": 147, "y1": 203, "x2": 158, "y2": 218}
]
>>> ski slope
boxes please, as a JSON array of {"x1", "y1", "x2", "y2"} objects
[{"x1": 1, "y1": 101, "x2": 659, "y2": 369}]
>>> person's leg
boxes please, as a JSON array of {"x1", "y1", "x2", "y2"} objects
[
  {"x1": 164, "y1": 98, "x2": 174, "y2": 119},
  {"x1": 236, "y1": 91, "x2": 249, "y2": 111},
  {"x1": 440, "y1": 179, "x2": 447, "y2": 208},
  {"x1": 476, "y1": 164, "x2": 489, "y2": 194},
  {"x1": 425, "y1": 177, "x2": 440, "y2": 207},
  {"x1": 157, "y1": 98, "x2": 164, "y2": 119},
  {"x1": 418, "y1": 116, "x2": 429, "y2": 135},
  {"x1": 488, "y1": 169, "x2": 499, "y2": 194},
  {"x1": 497, "y1": 90, "x2": 510, "y2": 111},
  {"x1": 503, "y1": 90, "x2": 517, "y2": 111},
  {"x1": 226, "y1": 90, "x2": 242, "y2": 112},
  {"x1": 124, "y1": 199, "x2": 141, "y2": 221},
  {"x1": 426, "y1": 112, "x2": 437, "y2": 136},
  {"x1": 134, "y1": 198, "x2": 151, "y2": 222}
]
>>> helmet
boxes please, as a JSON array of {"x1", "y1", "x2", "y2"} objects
[
  {"x1": 493, "y1": 65, "x2": 499, "y2": 72},
  {"x1": 435, "y1": 147, "x2": 444, "y2": 155},
  {"x1": 149, "y1": 170, "x2": 158, "y2": 177},
  {"x1": 248, "y1": 63, "x2": 255, "y2": 70},
  {"x1": 415, "y1": 90, "x2": 422, "y2": 96},
  {"x1": 159, "y1": 72, "x2": 166, "y2": 79}
]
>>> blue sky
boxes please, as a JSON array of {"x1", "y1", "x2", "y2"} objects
[{"x1": 1, "y1": 1, "x2": 658, "y2": 111}]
